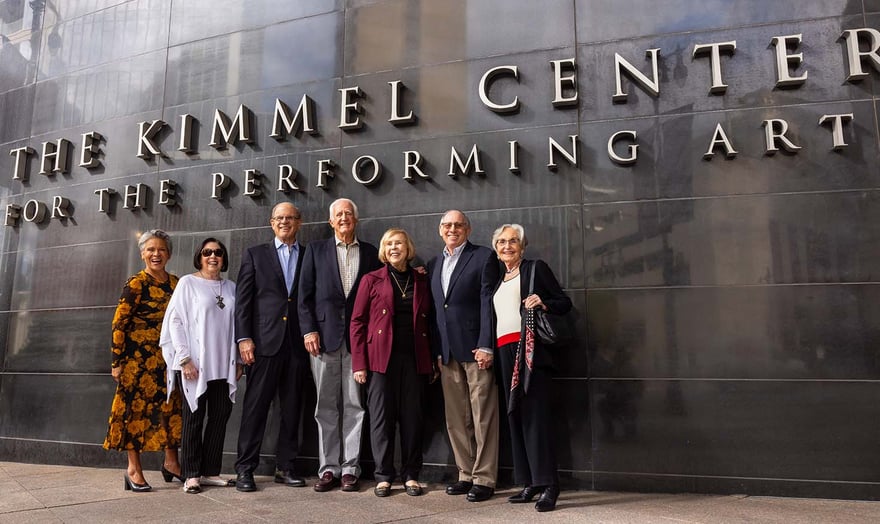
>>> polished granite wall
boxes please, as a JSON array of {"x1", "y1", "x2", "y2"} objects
[{"x1": 0, "y1": 0, "x2": 878, "y2": 500}]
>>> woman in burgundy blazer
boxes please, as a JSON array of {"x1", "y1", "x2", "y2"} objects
[{"x1": 350, "y1": 228, "x2": 435, "y2": 498}]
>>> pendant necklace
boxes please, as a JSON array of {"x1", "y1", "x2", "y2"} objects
[
  {"x1": 200, "y1": 271, "x2": 225, "y2": 309},
  {"x1": 392, "y1": 270, "x2": 411, "y2": 299}
]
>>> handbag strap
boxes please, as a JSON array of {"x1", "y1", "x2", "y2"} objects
[{"x1": 527, "y1": 259, "x2": 535, "y2": 296}]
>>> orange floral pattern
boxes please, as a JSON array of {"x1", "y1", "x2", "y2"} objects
[{"x1": 103, "y1": 271, "x2": 182, "y2": 452}]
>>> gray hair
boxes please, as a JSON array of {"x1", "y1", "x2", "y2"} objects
[
  {"x1": 137, "y1": 229, "x2": 172, "y2": 255},
  {"x1": 329, "y1": 198, "x2": 359, "y2": 220},
  {"x1": 491, "y1": 223, "x2": 527, "y2": 248},
  {"x1": 439, "y1": 209, "x2": 470, "y2": 227}
]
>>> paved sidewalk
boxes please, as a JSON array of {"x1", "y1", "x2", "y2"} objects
[{"x1": 2, "y1": 461, "x2": 879, "y2": 523}]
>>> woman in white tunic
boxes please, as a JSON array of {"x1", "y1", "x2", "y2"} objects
[{"x1": 161, "y1": 238, "x2": 242, "y2": 493}]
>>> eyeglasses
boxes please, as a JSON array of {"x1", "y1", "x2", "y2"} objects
[
  {"x1": 272, "y1": 215, "x2": 300, "y2": 222},
  {"x1": 201, "y1": 248, "x2": 225, "y2": 257},
  {"x1": 440, "y1": 222, "x2": 468, "y2": 230},
  {"x1": 495, "y1": 238, "x2": 520, "y2": 247}
]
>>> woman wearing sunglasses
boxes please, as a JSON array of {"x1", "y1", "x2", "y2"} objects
[{"x1": 160, "y1": 238, "x2": 243, "y2": 493}]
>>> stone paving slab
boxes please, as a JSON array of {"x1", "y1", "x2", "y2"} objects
[{"x1": 1, "y1": 462, "x2": 879, "y2": 523}]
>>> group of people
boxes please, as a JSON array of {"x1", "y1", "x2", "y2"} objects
[{"x1": 102, "y1": 199, "x2": 572, "y2": 513}]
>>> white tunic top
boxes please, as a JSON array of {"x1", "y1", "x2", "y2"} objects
[
  {"x1": 493, "y1": 275, "x2": 522, "y2": 344},
  {"x1": 160, "y1": 273, "x2": 239, "y2": 412}
]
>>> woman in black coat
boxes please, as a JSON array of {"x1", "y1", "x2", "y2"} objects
[{"x1": 490, "y1": 223, "x2": 572, "y2": 512}]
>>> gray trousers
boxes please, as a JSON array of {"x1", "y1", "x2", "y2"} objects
[{"x1": 310, "y1": 344, "x2": 365, "y2": 477}]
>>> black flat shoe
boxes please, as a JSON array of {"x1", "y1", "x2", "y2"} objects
[
  {"x1": 123, "y1": 474, "x2": 152, "y2": 493},
  {"x1": 405, "y1": 483, "x2": 423, "y2": 497},
  {"x1": 508, "y1": 485, "x2": 543, "y2": 503},
  {"x1": 161, "y1": 466, "x2": 184, "y2": 483},
  {"x1": 374, "y1": 483, "x2": 391, "y2": 497},
  {"x1": 535, "y1": 484, "x2": 559, "y2": 512}
]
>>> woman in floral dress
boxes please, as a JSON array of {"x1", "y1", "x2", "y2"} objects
[{"x1": 103, "y1": 229, "x2": 183, "y2": 492}]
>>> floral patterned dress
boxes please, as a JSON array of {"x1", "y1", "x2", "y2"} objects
[{"x1": 103, "y1": 270, "x2": 182, "y2": 452}]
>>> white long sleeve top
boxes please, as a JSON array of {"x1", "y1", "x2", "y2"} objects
[{"x1": 160, "y1": 273, "x2": 239, "y2": 412}]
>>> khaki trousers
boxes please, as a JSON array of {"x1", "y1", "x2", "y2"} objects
[{"x1": 440, "y1": 358, "x2": 499, "y2": 488}]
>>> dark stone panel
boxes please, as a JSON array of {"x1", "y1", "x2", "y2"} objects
[
  {"x1": 9, "y1": 115, "x2": 164, "y2": 197},
  {"x1": 588, "y1": 285, "x2": 880, "y2": 380},
  {"x1": 0, "y1": 373, "x2": 115, "y2": 443},
  {"x1": 31, "y1": 51, "x2": 167, "y2": 135},
  {"x1": 592, "y1": 472, "x2": 880, "y2": 501},
  {"x1": 585, "y1": 191, "x2": 880, "y2": 287},
  {"x1": 37, "y1": 0, "x2": 171, "y2": 81},
  {"x1": 159, "y1": 78, "x2": 344, "y2": 166},
  {"x1": 0, "y1": 88, "x2": 33, "y2": 144},
  {"x1": 577, "y1": 18, "x2": 874, "y2": 123},
  {"x1": 169, "y1": 0, "x2": 340, "y2": 46},
  {"x1": 655, "y1": 101, "x2": 880, "y2": 199},
  {"x1": 868, "y1": 1, "x2": 880, "y2": 13},
  {"x1": 590, "y1": 380, "x2": 880, "y2": 483},
  {"x1": 575, "y1": 0, "x2": 863, "y2": 44},
  {"x1": 339, "y1": 51, "x2": 580, "y2": 146},
  {"x1": 344, "y1": 0, "x2": 576, "y2": 75},
  {"x1": 553, "y1": 290, "x2": 588, "y2": 379},
  {"x1": 579, "y1": 117, "x2": 661, "y2": 204},
  {"x1": 9, "y1": 239, "x2": 131, "y2": 310},
  {"x1": 329, "y1": 125, "x2": 583, "y2": 221},
  {"x1": 165, "y1": 13, "x2": 344, "y2": 107},
  {"x1": 3, "y1": 307, "x2": 115, "y2": 373}
]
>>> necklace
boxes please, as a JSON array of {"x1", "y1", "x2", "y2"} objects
[
  {"x1": 391, "y1": 270, "x2": 411, "y2": 299},
  {"x1": 198, "y1": 271, "x2": 225, "y2": 309},
  {"x1": 506, "y1": 262, "x2": 521, "y2": 274}
]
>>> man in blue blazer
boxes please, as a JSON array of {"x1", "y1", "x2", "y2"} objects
[
  {"x1": 298, "y1": 198, "x2": 381, "y2": 493},
  {"x1": 233, "y1": 202, "x2": 309, "y2": 492},
  {"x1": 427, "y1": 209, "x2": 500, "y2": 502}
]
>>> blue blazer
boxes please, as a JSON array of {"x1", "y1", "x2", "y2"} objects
[
  {"x1": 298, "y1": 236, "x2": 381, "y2": 353},
  {"x1": 234, "y1": 241, "x2": 305, "y2": 358},
  {"x1": 427, "y1": 242, "x2": 498, "y2": 364}
]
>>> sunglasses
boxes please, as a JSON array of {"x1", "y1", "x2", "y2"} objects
[{"x1": 201, "y1": 248, "x2": 225, "y2": 257}]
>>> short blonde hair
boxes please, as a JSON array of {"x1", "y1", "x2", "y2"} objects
[
  {"x1": 378, "y1": 228, "x2": 416, "y2": 264},
  {"x1": 491, "y1": 223, "x2": 527, "y2": 248}
]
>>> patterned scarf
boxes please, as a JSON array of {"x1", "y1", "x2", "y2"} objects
[{"x1": 508, "y1": 285, "x2": 535, "y2": 414}]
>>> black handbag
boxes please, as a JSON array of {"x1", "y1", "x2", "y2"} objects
[{"x1": 527, "y1": 261, "x2": 571, "y2": 345}]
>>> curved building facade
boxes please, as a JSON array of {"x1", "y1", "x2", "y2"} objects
[{"x1": 0, "y1": 0, "x2": 878, "y2": 499}]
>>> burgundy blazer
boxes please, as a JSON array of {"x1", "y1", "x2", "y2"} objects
[{"x1": 350, "y1": 265, "x2": 433, "y2": 375}]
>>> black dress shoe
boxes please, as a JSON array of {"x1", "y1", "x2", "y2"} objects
[
  {"x1": 374, "y1": 483, "x2": 391, "y2": 497},
  {"x1": 123, "y1": 474, "x2": 152, "y2": 493},
  {"x1": 535, "y1": 484, "x2": 559, "y2": 512},
  {"x1": 508, "y1": 485, "x2": 543, "y2": 503},
  {"x1": 274, "y1": 469, "x2": 306, "y2": 487},
  {"x1": 445, "y1": 480, "x2": 473, "y2": 495},
  {"x1": 236, "y1": 471, "x2": 257, "y2": 492},
  {"x1": 405, "y1": 483, "x2": 423, "y2": 497},
  {"x1": 466, "y1": 484, "x2": 494, "y2": 502}
]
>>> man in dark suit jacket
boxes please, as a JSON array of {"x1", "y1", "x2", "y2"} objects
[
  {"x1": 298, "y1": 198, "x2": 381, "y2": 493},
  {"x1": 233, "y1": 202, "x2": 309, "y2": 492},
  {"x1": 427, "y1": 209, "x2": 500, "y2": 502}
]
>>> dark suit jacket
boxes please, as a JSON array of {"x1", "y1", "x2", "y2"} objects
[
  {"x1": 491, "y1": 258, "x2": 572, "y2": 369},
  {"x1": 350, "y1": 266, "x2": 433, "y2": 375},
  {"x1": 234, "y1": 241, "x2": 306, "y2": 358},
  {"x1": 298, "y1": 236, "x2": 381, "y2": 353},
  {"x1": 427, "y1": 241, "x2": 498, "y2": 364}
]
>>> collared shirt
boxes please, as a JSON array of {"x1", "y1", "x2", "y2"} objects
[
  {"x1": 335, "y1": 235, "x2": 360, "y2": 297},
  {"x1": 275, "y1": 237, "x2": 300, "y2": 293},
  {"x1": 440, "y1": 242, "x2": 467, "y2": 297}
]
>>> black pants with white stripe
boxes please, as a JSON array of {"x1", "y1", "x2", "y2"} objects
[{"x1": 180, "y1": 376, "x2": 233, "y2": 479}]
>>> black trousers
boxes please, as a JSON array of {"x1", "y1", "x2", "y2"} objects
[
  {"x1": 496, "y1": 342, "x2": 559, "y2": 487},
  {"x1": 235, "y1": 348, "x2": 308, "y2": 474},
  {"x1": 366, "y1": 347, "x2": 424, "y2": 483},
  {"x1": 180, "y1": 377, "x2": 234, "y2": 479}
]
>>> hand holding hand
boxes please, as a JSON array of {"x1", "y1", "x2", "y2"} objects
[
  {"x1": 239, "y1": 339, "x2": 256, "y2": 365},
  {"x1": 353, "y1": 370, "x2": 367, "y2": 384},
  {"x1": 304, "y1": 332, "x2": 321, "y2": 356}
]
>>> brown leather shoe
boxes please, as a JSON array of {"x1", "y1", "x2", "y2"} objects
[
  {"x1": 340, "y1": 474, "x2": 359, "y2": 492},
  {"x1": 314, "y1": 471, "x2": 339, "y2": 492}
]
